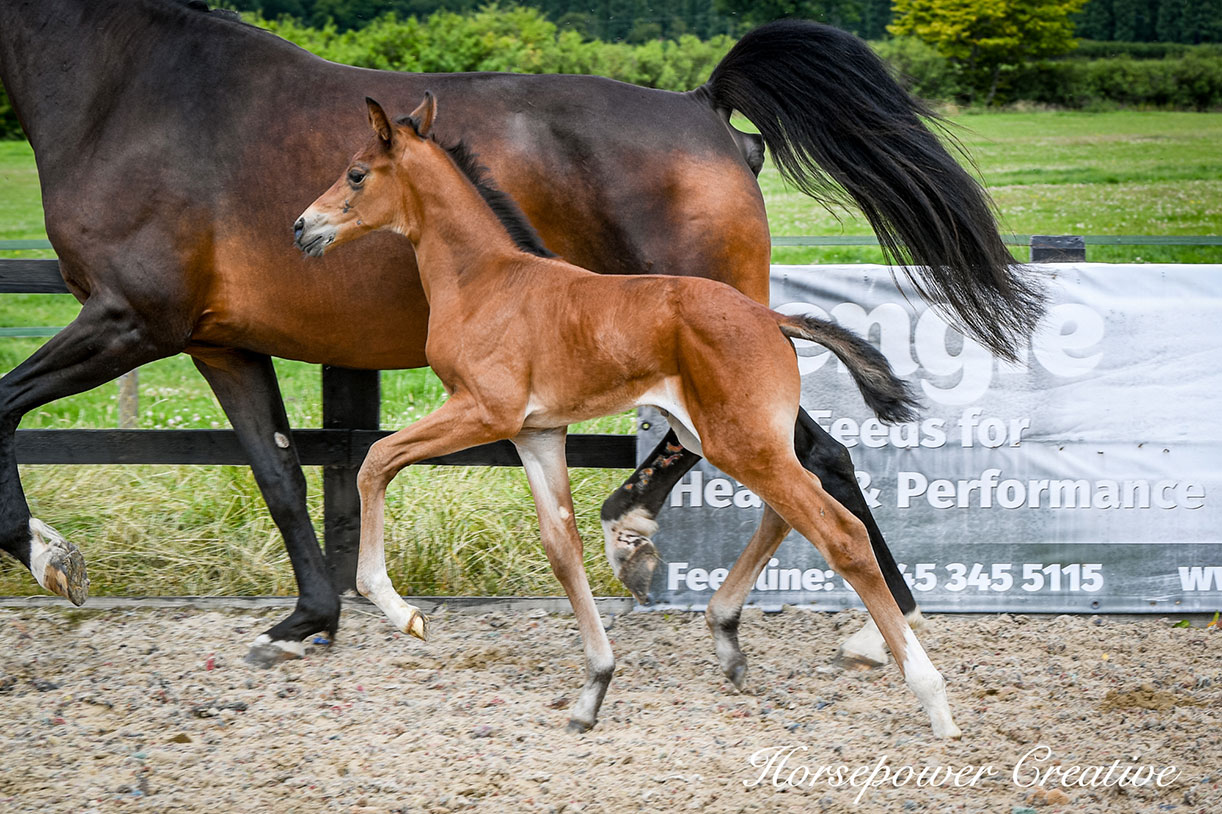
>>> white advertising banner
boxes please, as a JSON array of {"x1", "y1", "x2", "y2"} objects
[{"x1": 643, "y1": 264, "x2": 1222, "y2": 612}]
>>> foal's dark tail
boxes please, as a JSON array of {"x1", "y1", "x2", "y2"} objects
[
  {"x1": 777, "y1": 314, "x2": 920, "y2": 425},
  {"x1": 699, "y1": 20, "x2": 1045, "y2": 362}
]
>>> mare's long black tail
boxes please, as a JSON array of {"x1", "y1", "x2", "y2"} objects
[{"x1": 700, "y1": 19, "x2": 1044, "y2": 362}]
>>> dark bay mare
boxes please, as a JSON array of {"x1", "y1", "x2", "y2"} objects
[{"x1": 0, "y1": 0, "x2": 1043, "y2": 667}]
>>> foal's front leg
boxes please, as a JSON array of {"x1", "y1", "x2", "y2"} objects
[
  {"x1": 355, "y1": 396, "x2": 505, "y2": 639},
  {"x1": 514, "y1": 428, "x2": 615, "y2": 733}
]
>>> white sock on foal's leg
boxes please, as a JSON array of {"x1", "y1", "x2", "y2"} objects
[
  {"x1": 357, "y1": 567, "x2": 428, "y2": 640},
  {"x1": 900, "y1": 625, "x2": 960, "y2": 739}
]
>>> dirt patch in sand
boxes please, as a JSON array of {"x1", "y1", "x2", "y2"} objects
[{"x1": 1, "y1": 605, "x2": 1219, "y2": 813}]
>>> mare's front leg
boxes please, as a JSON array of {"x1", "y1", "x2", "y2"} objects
[
  {"x1": 190, "y1": 348, "x2": 341, "y2": 667},
  {"x1": 354, "y1": 396, "x2": 509, "y2": 639},
  {"x1": 516, "y1": 428, "x2": 615, "y2": 733},
  {"x1": 0, "y1": 293, "x2": 181, "y2": 603}
]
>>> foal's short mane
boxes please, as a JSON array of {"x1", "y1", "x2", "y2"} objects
[{"x1": 414, "y1": 130, "x2": 556, "y2": 260}]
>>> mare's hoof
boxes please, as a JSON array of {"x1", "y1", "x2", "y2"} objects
[
  {"x1": 619, "y1": 542, "x2": 660, "y2": 605},
  {"x1": 44, "y1": 545, "x2": 89, "y2": 607},
  {"x1": 30, "y1": 519, "x2": 89, "y2": 606},
  {"x1": 244, "y1": 635, "x2": 305, "y2": 669},
  {"x1": 566, "y1": 718, "x2": 594, "y2": 734},
  {"x1": 405, "y1": 609, "x2": 429, "y2": 641}
]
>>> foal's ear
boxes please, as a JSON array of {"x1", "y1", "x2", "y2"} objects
[
  {"x1": 406, "y1": 91, "x2": 437, "y2": 139},
  {"x1": 366, "y1": 97, "x2": 393, "y2": 147}
]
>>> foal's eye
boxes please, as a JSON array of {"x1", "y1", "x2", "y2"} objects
[{"x1": 347, "y1": 168, "x2": 367, "y2": 186}]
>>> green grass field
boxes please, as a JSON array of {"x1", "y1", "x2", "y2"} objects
[{"x1": 1, "y1": 110, "x2": 1220, "y2": 598}]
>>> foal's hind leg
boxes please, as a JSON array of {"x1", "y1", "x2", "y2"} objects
[
  {"x1": 705, "y1": 504, "x2": 790, "y2": 689},
  {"x1": 744, "y1": 461, "x2": 959, "y2": 738},
  {"x1": 190, "y1": 349, "x2": 341, "y2": 666},
  {"x1": 515, "y1": 428, "x2": 615, "y2": 733},
  {"x1": 603, "y1": 410, "x2": 922, "y2": 668},
  {"x1": 0, "y1": 295, "x2": 179, "y2": 603}
]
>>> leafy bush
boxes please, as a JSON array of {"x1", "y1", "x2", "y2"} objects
[
  {"x1": 1071, "y1": 40, "x2": 1222, "y2": 60},
  {"x1": 1006, "y1": 53, "x2": 1222, "y2": 109},
  {"x1": 872, "y1": 36, "x2": 1222, "y2": 109},
  {"x1": 872, "y1": 36, "x2": 965, "y2": 101},
  {"x1": 0, "y1": 83, "x2": 23, "y2": 140},
  {"x1": 259, "y1": 7, "x2": 733, "y2": 86}
]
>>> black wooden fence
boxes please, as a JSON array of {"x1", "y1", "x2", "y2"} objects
[
  {"x1": 0, "y1": 250, "x2": 635, "y2": 590},
  {"x1": 2, "y1": 234, "x2": 1218, "y2": 588}
]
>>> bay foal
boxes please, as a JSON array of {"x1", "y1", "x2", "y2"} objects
[{"x1": 294, "y1": 94, "x2": 960, "y2": 738}]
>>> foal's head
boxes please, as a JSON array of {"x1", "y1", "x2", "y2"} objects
[{"x1": 294, "y1": 93, "x2": 439, "y2": 257}]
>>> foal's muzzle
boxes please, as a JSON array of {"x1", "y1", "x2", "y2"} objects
[{"x1": 292, "y1": 214, "x2": 336, "y2": 258}]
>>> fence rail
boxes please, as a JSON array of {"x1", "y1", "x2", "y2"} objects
[
  {"x1": 0, "y1": 235, "x2": 1216, "y2": 588},
  {"x1": 0, "y1": 249, "x2": 639, "y2": 589}
]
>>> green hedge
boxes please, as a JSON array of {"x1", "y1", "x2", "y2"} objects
[
  {"x1": 877, "y1": 36, "x2": 1222, "y2": 110},
  {"x1": 260, "y1": 7, "x2": 734, "y2": 89},
  {"x1": 1070, "y1": 40, "x2": 1222, "y2": 60},
  {"x1": 0, "y1": 84, "x2": 21, "y2": 140}
]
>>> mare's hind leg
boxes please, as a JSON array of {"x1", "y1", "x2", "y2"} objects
[
  {"x1": 515, "y1": 428, "x2": 615, "y2": 733},
  {"x1": 190, "y1": 348, "x2": 340, "y2": 667},
  {"x1": 600, "y1": 430, "x2": 698, "y2": 602},
  {"x1": 0, "y1": 295, "x2": 180, "y2": 603},
  {"x1": 795, "y1": 411, "x2": 923, "y2": 669},
  {"x1": 740, "y1": 458, "x2": 959, "y2": 738}
]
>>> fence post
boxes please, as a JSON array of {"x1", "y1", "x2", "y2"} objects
[
  {"x1": 1030, "y1": 235, "x2": 1086, "y2": 263},
  {"x1": 321, "y1": 366, "x2": 380, "y2": 593},
  {"x1": 118, "y1": 370, "x2": 138, "y2": 428}
]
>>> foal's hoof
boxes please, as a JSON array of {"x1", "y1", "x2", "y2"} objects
[
  {"x1": 30, "y1": 519, "x2": 89, "y2": 606},
  {"x1": 244, "y1": 635, "x2": 305, "y2": 668},
  {"x1": 724, "y1": 658, "x2": 748, "y2": 692},
  {"x1": 404, "y1": 609, "x2": 429, "y2": 641},
  {"x1": 619, "y1": 542, "x2": 660, "y2": 605},
  {"x1": 566, "y1": 718, "x2": 594, "y2": 734},
  {"x1": 935, "y1": 721, "x2": 964, "y2": 740}
]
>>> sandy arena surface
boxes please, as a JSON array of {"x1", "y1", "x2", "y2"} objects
[{"x1": 1, "y1": 603, "x2": 1219, "y2": 814}]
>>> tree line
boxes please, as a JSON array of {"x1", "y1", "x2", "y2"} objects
[{"x1": 223, "y1": 0, "x2": 1221, "y2": 43}]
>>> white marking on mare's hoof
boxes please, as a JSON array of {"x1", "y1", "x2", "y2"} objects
[
  {"x1": 602, "y1": 508, "x2": 660, "y2": 603},
  {"x1": 244, "y1": 633, "x2": 306, "y2": 668},
  {"x1": 834, "y1": 609, "x2": 926, "y2": 670},
  {"x1": 834, "y1": 617, "x2": 890, "y2": 669},
  {"x1": 29, "y1": 518, "x2": 89, "y2": 606}
]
